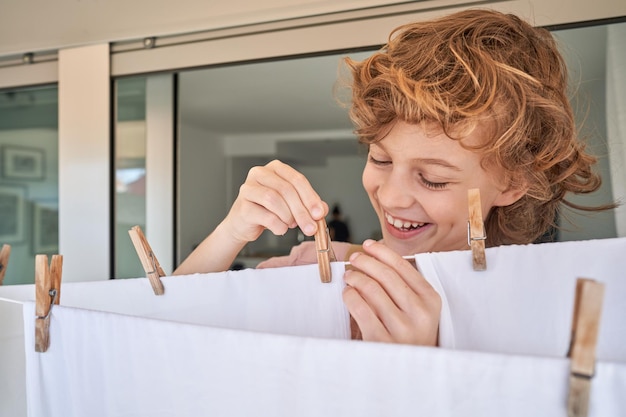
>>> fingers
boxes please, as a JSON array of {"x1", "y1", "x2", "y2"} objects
[
  {"x1": 343, "y1": 240, "x2": 441, "y2": 345},
  {"x1": 351, "y1": 240, "x2": 434, "y2": 299},
  {"x1": 342, "y1": 286, "x2": 393, "y2": 343},
  {"x1": 228, "y1": 187, "x2": 290, "y2": 239},
  {"x1": 344, "y1": 267, "x2": 424, "y2": 342},
  {"x1": 226, "y1": 160, "x2": 328, "y2": 243},
  {"x1": 251, "y1": 160, "x2": 327, "y2": 235}
]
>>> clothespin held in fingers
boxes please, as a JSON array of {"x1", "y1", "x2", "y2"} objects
[
  {"x1": 467, "y1": 188, "x2": 487, "y2": 271},
  {"x1": 35, "y1": 254, "x2": 63, "y2": 352},
  {"x1": 128, "y1": 225, "x2": 165, "y2": 295},
  {"x1": 314, "y1": 218, "x2": 336, "y2": 283},
  {"x1": 0, "y1": 244, "x2": 11, "y2": 286},
  {"x1": 567, "y1": 278, "x2": 605, "y2": 417}
]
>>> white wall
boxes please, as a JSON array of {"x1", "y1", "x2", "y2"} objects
[{"x1": 58, "y1": 44, "x2": 111, "y2": 282}]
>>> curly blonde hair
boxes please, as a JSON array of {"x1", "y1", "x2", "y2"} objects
[{"x1": 345, "y1": 9, "x2": 611, "y2": 246}]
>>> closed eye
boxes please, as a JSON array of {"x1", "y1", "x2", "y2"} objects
[
  {"x1": 368, "y1": 155, "x2": 391, "y2": 166},
  {"x1": 419, "y1": 174, "x2": 448, "y2": 190}
]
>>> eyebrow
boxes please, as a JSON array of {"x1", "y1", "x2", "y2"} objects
[
  {"x1": 371, "y1": 142, "x2": 463, "y2": 171},
  {"x1": 413, "y1": 158, "x2": 463, "y2": 171}
]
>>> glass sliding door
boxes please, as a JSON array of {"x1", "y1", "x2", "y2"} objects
[
  {"x1": 0, "y1": 84, "x2": 58, "y2": 285},
  {"x1": 552, "y1": 21, "x2": 625, "y2": 241},
  {"x1": 176, "y1": 51, "x2": 376, "y2": 269},
  {"x1": 172, "y1": 20, "x2": 626, "y2": 272},
  {"x1": 114, "y1": 76, "x2": 147, "y2": 278},
  {"x1": 114, "y1": 74, "x2": 175, "y2": 278}
]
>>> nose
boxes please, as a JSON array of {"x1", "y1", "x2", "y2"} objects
[{"x1": 376, "y1": 168, "x2": 416, "y2": 209}]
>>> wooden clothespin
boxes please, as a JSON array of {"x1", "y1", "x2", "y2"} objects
[
  {"x1": 35, "y1": 254, "x2": 63, "y2": 353},
  {"x1": 128, "y1": 225, "x2": 165, "y2": 295},
  {"x1": 314, "y1": 218, "x2": 336, "y2": 283},
  {"x1": 467, "y1": 188, "x2": 487, "y2": 271},
  {"x1": 567, "y1": 278, "x2": 605, "y2": 417},
  {"x1": 0, "y1": 244, "x2": 11, "y2": 286}
]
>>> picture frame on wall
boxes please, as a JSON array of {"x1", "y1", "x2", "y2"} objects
[
  {"x1": 0, "y1": 184, "x2": 26, "y2": 244},
  {"x1": 33, "y1": 201, "x2": 59, "y2": 254},
  {"x1": 1, "y1": 146, "x2": 45, "y2": 181}
]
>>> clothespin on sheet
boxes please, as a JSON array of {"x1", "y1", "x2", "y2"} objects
[
  {"x1": 128, "y1": 225, "x2": 165, "y2": 295},
  {"x1": 314, "y1": 218, "x2": 336, "y2": 283},
  {"x1": 467, "y1": 188, "x2": 487, "y2": 271},
  {"x1": 0, "y1": 244, "x2": 11, "y2": 286},
  {"x1": 567, "y1": 278, "x2": 605, "y2": 417},
  {"x1": 35, "y1": 254, "x2": 63, "y2": 353}
]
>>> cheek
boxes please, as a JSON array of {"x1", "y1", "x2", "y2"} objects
[
  {"x1": 361, "y1": 166, "x2": 376, "y2": 195},
  {"x1": 427, "y1": 194, "x2": 468, "y2": 225}
]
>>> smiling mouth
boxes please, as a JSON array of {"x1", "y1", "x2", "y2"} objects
[{"x1": 385, "y1": 213, "x2": 427, "y2": 231}]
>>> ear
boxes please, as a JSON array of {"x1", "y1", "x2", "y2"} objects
[{"x1": 492, "y1": 183, "x2": 528, "y2": 207}]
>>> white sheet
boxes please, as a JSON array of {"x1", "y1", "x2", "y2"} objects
[
  {"x1": 4, "y1": 238, "x2": 626, "y2": 416},
  {"x1": 22, "y1": 302, "x2": 626, "y2": 417},
  {"x1": 416, "y1": 237, "x2": 626, "y2": 362},
  {"x1": 0, "y1": 296, "x2": 28, "y2": 417},
  {"x1": 2, "y1": 262, "x2": 349, "y2": 417},
  {"x1": 4, "y1": 262, "x2": 350, "y2": 338}
]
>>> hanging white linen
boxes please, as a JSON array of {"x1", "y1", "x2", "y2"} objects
[
  {"x1": 4, "y1": 238, "x2": 626, "y2": 416},
  {"x1": 1, "y1": 262, "x2": 349, "y2": 417},
  {"x1": 416, "y1": 237, "x2": 626, "y2": 362},
  {"x1": 6, "y1": 262, "x2": 350, "y2": 338},
  {"x1": 21, "y1": 301, "x2": 626, "y2": 417},
  {"x1": 0, "y1": 294, "x2": 29, "y2": 417}
]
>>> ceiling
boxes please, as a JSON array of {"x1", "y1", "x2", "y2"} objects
[
  {"x1": 178, "y1": 51, "x2": 372, "y2": 136},
  {"x1": 176, "y1": 50, "x2": 375, "y2": 164}
]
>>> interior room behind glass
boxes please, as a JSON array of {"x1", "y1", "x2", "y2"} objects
[{"x1": 131, "y1": 20, "x2": 625, "y2": 269}]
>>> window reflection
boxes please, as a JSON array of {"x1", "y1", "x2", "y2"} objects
[
  {"x1": 176, "y1": 51, "x2": 377, "y2": 266},
  {"x1": 0, "y1": 85, "x2": 58, "y2": 285},
  {"x1": 174, "y1": 21, "x2": 625, "y2": 267},
  {"x1": 552, "y1": 21, "x2": 625, "y2": 240},
  {"x1": 115, "y1": 77, "x2": 147, "y2": 278}
]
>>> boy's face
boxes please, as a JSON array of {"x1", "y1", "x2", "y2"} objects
[{"x1": 362, "y1": 120, "x2": 521, "y2": 256}]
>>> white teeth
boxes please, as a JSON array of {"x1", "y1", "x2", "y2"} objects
[{"x1": 386, "y1": 213, "x2": 425, "y2": 230}]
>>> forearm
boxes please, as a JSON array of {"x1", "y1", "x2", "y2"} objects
[{"x1": 173, "y1": 222, "x2": 247, "y2": 275}]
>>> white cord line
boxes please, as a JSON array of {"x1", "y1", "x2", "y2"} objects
[{"x1": 343, "y1": 255, "x2": 416, "y2": 266}]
